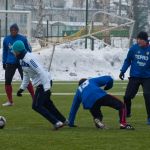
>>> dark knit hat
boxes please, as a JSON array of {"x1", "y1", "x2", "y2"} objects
[
  {"x1": 137, "y1": 31, "x2": 148, "y2": 41},
  {"x1": 78, "y1": 78, "x2": 87, "y2": 86},
  {"x1": 10, "y1": 23, "x2": 19, "y2": 32}
]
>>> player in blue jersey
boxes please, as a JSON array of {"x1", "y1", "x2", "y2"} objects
[
  {"x1": 68, "y1": 76, "x2": 134, "y2": 130},
  {"x1": 2, "y1": 24, "x2": 34, "y2": 106},
  {"x1": 119, "y1": 31, "x2": 150, "y2": 124}
]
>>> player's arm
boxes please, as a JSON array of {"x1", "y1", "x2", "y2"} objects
[
  {"x1": 17, "y1": 71, "x2": 30, "y2": 96},
  {"x1": 90, "y1": 76, "x2": 113, "y2": 90},
  {"x1": 24, "y1": 38, "x2": 32, "y2": 52},
  {"x1": 120, "y1": 47, "x2": 133, "y2": 74},
  {"x1": 68, "y1": 90, "x2": 81, "y2": 127},
  {"x1": 20, "y1": 71, "x2": 30, "y2": 90},
  {"x1": 28, "y1": 58, "x2": 50, "y2": 91}
]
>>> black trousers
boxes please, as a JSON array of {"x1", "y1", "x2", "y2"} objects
[
  {"x1": 90, "y1": 94, "x2": 126, "y2": 124},
  {"x1": 5, "y1": 63, "x2": 23, "y2": 85},
  {"x1": 124, "y1": 77, "x2": 150, "y2": 118},
  {"x1": 32, "y1": 85, "x2": 66, "y2": 125}
]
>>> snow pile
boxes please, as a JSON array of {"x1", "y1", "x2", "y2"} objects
[
  {"x1": 35, "y1": 44, "x2": 129, "y2": 81},
  {"x1": 0, "y1": 42, "x2": 129, "y2": 81}
]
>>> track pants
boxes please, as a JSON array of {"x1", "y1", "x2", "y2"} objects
[
  {"x1": 124, "y1": 77, "x2": 150, "y2": 118},
  {"x1": 32, "y1": 85, "x2": 66, "y2": 125},
  {"x1": 90, "y1": 94, "x2": 126, "y2": 125}
]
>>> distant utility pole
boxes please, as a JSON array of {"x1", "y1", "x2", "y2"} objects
[
  {"x1": 85, "y1": 0, "x2": 88, "y2": 49},
  {"x1": 5, "y1": 0, "x2": 8, "y2": 36}
]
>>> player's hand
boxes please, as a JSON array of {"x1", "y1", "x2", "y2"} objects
[
  {"x1": 104, "y1": 86, "x2": 109, "y2": 90},
  {"x1": 3, "y1": 64, "x2": 6, "y2": 70},
  {"x1": 119, "y1": 72, "x2": 124, "y2": 80},
  {"x1": 17, "y1": 89, "x2": 24, "y2": 97}
]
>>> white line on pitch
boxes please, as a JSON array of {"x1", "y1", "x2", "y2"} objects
[{"x1": 0, "y1": 92, "x2": 143, "y2": 96}]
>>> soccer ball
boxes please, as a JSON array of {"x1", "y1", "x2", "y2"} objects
[{"x1": 0, "y1": 116, "x2": 6, "y2": 129}]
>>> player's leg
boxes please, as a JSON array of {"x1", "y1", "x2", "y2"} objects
[
  {"x1": 32, "y1": 86, "x2": 63, "y2": 129},
  {"x1": 3, "y1": 64, "x2": 17, "y2": 106},
  {"x1": 124, "y1": 77, "x2": 140, "y2": 117},
  {"x1": 90, "y1": 103, "x2": 105, "y2": 129},
  {"x1": 90, "y1": 103, "x2": 103, "y2": 121},
  {"x1": 17, "y1": 64, "x2": 34, "y2": 99},
  {"x1": 44, "y1": 95, "x2": 67, "y2": 124},
  {"x1": 99, "y1": 94, "x2": 134, "y2": 129},
  {"x1": 141, "y1": 78, "x2": 150, "y2": 124}
]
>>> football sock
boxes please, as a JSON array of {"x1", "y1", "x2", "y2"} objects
[
  {"x1": 5, "y1": 84, "x2": 13, "y2": 103},
  {"x1": 27, "y1": 82, "x2": 34, "y2": 100}
]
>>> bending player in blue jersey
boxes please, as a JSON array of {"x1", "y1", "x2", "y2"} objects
[
  {"x1": 68, "y1": 76, "x2": 134, "y2": 130},
  {"x1": 119, "y1": 31, "x2": 150, "y2": 124}
]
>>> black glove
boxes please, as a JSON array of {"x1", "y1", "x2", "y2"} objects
[
  {"x1": 44, "y1": 90, "x2": 51, "y2": 99},
  {"x1": 3, "y1": 64, "x2": 6, "y2": 70},
  {"x1": 17, "y1": 89, "x2": 24, "y2": 97},
  {"x1": 119, "y1": 72, "x2": 124, "y2": 80},
  {"x1": 104, "y1": 86, "x2": 110, "y2": 91}
]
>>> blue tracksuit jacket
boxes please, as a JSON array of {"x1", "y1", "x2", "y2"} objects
[
  {"x1": 121, "y1": 44, "x2": 150, "y2": 78},
  {"x1": 68, "y1": 76, "x2": 113, "y2": 126},
  {"x1": 2, "y1": 34, "x2": 32, "y2": 64}
]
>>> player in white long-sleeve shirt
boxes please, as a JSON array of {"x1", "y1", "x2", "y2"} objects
[{"x1": 12, "y1": 40, "x2": 67, "y2": 130}]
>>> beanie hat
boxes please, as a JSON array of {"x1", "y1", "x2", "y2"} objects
[
  {"x1": 10, "y1": 23, "x2": 19, "y2": 32},
  {"x1": 12, "y1": 40, "x2": 26, "y2": 53},
  {"x1": 137, "y1": 31, "x2": 148, "y2": 41},
  {"x1": 78, "y1": 78, "x2": 87, "y2": 86}
]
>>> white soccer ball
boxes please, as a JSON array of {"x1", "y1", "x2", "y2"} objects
[{"x1": 0, "y1": 116, "x2": 6, "y2": 129}]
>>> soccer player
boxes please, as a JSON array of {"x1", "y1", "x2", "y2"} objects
[
  {"x1": 12, "y1": 40, "x2": 67, "y2": 130},
  {"x1": 68, "y1": 76, "x2": 134, "y2": 130},
  {"x1": 119, "y1": 31, "x2": 150, "y2": 124},
  {"x1": 2, "y1": 23, "x2": 34, "y2": 106}
]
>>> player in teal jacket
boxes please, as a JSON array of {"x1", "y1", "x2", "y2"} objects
[{"x1": 68, "y1": 76, "x2": 134, "y2": 130}]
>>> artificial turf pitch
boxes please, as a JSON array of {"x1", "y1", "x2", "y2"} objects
[{"x1": 0, "y1": 81, "x2": 150, "y2": 150}]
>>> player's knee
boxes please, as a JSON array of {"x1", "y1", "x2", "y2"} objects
[
  {"x1": 32, "y1": 103, "x2": 36, "y2": 110},
  {"x1": 124, "y1": 96, "x2": 132, "y2": 104},
  {"x1": 5, "y1": 80, "x2": 11, "y2": 85},
  {"x1": 143, "y1": 93, "x2": 150, "y2": 100},
  {"x1": 32, "y1": 102, "x2": 40, "y2": 111},
  {"x1": 115, "y1": 101, "x2": 124, "y2": 110},
  {"x1": 116, "y1": 104, "x2": 122, "y2": 110}
]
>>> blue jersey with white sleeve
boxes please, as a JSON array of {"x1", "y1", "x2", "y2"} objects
[{"x1": 68, "y1": 76, "x2": 113, "y2": 126}]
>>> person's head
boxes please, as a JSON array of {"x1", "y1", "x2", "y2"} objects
[
  {"x1": 10, "y1": 23, "x2": 19, "y2": 37},
  {"x1": 137, "y1": 31, "x2": 149, "y2": 47},
  {"x1": 12, "y1": 40, "x2": 27, "y2": 58},
  {"x1": 78, "y1": 78, "x2": 87, "y2": 86}
]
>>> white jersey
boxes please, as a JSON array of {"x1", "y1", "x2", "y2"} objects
[{"x1": 20, "y1": 52, "x2": 51, "y2": 91}]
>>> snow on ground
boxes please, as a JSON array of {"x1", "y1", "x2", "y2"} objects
[
  {"x1": 34, "y1": 43, "x2": 129, "y2": 81},
  {"x1": 0, "y1": 40, "x2": 130, "y2": 81}
]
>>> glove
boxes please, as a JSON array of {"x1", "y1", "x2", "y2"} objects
[
  {"x1": 3, "y1": 64, "x2": 6, "y2": 70},
  {"x1": 50, "y1": 80, "x2": 53, "y2": 87},
  {"x1": 119, "y1": 72, "x2": 124, "y2": 80},
  {"x1": 104, "y1": 86, "x2": 110, "y2": 91},
  {"x1": 17, "y1": 89, "x2": 24, "y2": 97},
  {"x1": 44, "y1": 90, "x2": 51, "y2": 99}
]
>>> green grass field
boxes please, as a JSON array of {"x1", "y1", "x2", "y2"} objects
[{"x1": 0, "y1": 81, "x2": 150, "y2": 150}]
